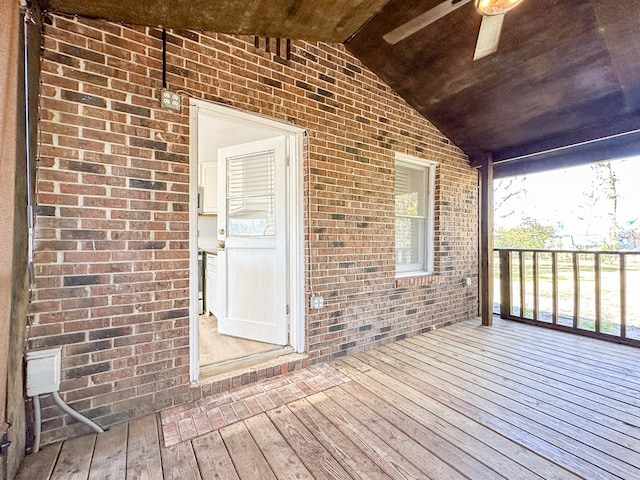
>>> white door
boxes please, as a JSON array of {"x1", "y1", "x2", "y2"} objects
[{"x1": 216, "y1": 137, "x2": 288, "y2": 345}]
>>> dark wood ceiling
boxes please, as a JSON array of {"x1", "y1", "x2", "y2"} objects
[
  {"x1": 40, "y1": 0, "x2": 640, "y2": 175},
  {"x1": 346, "y1": 0, "x2": 640, "y2": 173},
  {"x1": 40, "y1": 0, "x2": 389, "y2": 43}
]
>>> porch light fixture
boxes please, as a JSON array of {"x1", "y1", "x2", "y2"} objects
[{"x1": 474, "y1": 0, "x2": 525, "y2": 15}]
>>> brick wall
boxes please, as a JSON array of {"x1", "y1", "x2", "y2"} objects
[{"x1": 30, "y1": 14, "x2": 478, "y2": 444}]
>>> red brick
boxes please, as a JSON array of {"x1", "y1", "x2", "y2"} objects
[{"x1": 32, "y1": 16, "x2": 478, "y2": 447}]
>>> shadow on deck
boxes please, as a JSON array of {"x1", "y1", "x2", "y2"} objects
[{"x1": 17, "y1": 317, "x2": 640, "y2": 479}]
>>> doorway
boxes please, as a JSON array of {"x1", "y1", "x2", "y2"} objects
[{"x1": 189, "y1": 100, "x2": 305, "y2": 381}]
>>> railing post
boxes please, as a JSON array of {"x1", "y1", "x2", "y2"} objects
[
  {"x1": 519, "y1": 251, "x2": 525, "y2": 318},
  {"x1": 594, "y1": 253, "x2": 601, "y2": 333},
  {"x1": 552, "y1": 251, "x2": 558, "y2": 324},
  {"x1": 499, "y1": 250, "x2": 511, "y2": 319},
  {"x1": 572, "y1": 253, "x2": 580, "y2": 329},
  {"x1": 480, "y1": 155, "x2": 494, "y2": 326},
  {"x1": 620, "y1": 253, "x2": 627, "y2": 339},
  {"x1": 533, "y1": 251, "x2": 539, "y2": 320}
]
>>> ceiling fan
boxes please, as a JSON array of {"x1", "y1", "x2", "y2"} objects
[{"x1": 383, "y1": 0, "x2": 526, "y2": 60}]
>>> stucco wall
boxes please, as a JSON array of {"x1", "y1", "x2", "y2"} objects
[
  {"x1": 0, "y1": 2, "x2": 19, "y2": 477},
  {"x1": 30, "y1": 14, "x2": 479, "y2": 444},
  {"x1": 1, "y1": 1, "x2": 34, "y2": 478}
]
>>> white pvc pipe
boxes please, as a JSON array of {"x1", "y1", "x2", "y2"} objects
[
  {"x1": 51, "y1": 392, "x2": 104, "y2": 434},
  {"x1": 32, "y1": 394, "x2": 41, "y2": 453}
]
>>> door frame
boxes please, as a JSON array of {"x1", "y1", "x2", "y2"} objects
[{"x1": 188, "y1": 99, "x2": 306, "y2": 382}]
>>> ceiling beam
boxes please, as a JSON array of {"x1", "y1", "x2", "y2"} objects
[{"x1": 492, "y1": 129, "x2": 640, "y2": 178}]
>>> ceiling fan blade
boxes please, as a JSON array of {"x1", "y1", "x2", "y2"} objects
[
  {"x1": 473, "y1": 14, "x2": 505, "y2": 60},
  {"x1": 384, "y1": 0, "x2": 472, "y2": 45}
]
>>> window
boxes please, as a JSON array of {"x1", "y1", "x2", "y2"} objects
[
  {"x1": 395, "y1": 154, "x2": 435, "y2": 276},
  {"x1": 227, "y1": 150, "x2": 275, "y2": 237}
]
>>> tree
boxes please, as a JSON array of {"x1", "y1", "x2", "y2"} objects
[
  {"x1": 618, "y1": 220, "x2": 640, "y2": 249},
  {"x1": 495, "y1": 218, "x2": 558, "y2": 249},
  {"x1": 582, "y1": 161, "x2": 620, "y2": 249},
  {"x1": 494, "y1": 177, "x2": 527, "y2": 220}
]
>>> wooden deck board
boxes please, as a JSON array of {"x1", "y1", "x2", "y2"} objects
[
  {"x1": 380, "y1": 341, "x2": 640, "y2": 461},
  {"x1": 219, "y1": 420, "x2": 278, "y2": 480},
  {"x1": 336, "y1": 374, "x2": 544, "y2": 480},
  {"x1": 437, "y1": 326, "x2": 640, "y2": 412},
  {"x1": 408, "y1": 332, "x2": 640, "y2": 432},
  {"x1": 357, "y1": 347, "x2": 639, "y2": 479},
  {"x1": 243, "y1": 412, "x2": 314, "y2": 480},
  {"x1": 310, "y1": 390, "x2": 441, "y2": 480},
  {"x1": 475, "y1": 317, "x2": 640, "y2": 368},
  {"x1": 450, "y1": 322, "x2": 640, "y2": 393},
  {"x1": 349, "y1": 356, "x2": 603, "y2": 479},
  {"x1": 266, "y1": 405, "x2": 352, "y2": 480},
  {"x1": 192, "y1": 431, "x2": 240, "y2": 480},
  {"x1": 126, "y1": 415, "x2": 163, "y2": 480},
  {"x1": 15, "y1": 442, "x2": 61, "y2": 480},
  {"x1": 334, "y1": 359, "x2": 507, "y2": 480},
  {"x1": 398, "y1": 336, "x2": 640, "y2": 445},
  {"x1": 160, "y1": 440, "x2": 202, "y2": 480},
  {"x1": 17, "y1": 318, "x2": 640, "y2": 480},
  {"x1": 335, "y1": 370, "x2": 571, "y2": 480},
  {"x1": 50, "y1": 433, "x2": 96, "y2": 480},
  {"x1": 287, "y1": 397, "x2": 392, "y2": 480},
  {"x1": 88, "y1": 422, "x2": 127, "y2": 480},
  {"x1": 333, "y1": 366, "x2": 506, "y2": 480}
]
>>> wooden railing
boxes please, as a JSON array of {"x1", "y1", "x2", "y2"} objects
[{"x1": 495, "y1": 249, "x2": 640, "y2": 346}]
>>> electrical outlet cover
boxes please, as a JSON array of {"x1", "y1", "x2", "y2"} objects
[
  {"x1": 310, "y1": 295, "x2": 324, "y2": 309},
  {"x1": 161, "y1": 89, "x2": 181, "y2": 110}
]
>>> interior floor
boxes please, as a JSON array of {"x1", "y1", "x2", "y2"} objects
[{"x1": 198, "y1": 314, "x2": 282, "y2": 367}]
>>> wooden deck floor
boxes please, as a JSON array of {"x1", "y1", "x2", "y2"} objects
[{"x1": 18, "y1": 318, "x2": 640, "y2": 479}]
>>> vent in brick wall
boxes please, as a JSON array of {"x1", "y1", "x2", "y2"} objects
[{"x1": 254, "y1": 37, "x2": 291, "y2": 61}]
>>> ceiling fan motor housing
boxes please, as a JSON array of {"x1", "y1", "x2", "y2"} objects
[{"x1": 474, "y1": 0, "x2": 525, "y2": 16}]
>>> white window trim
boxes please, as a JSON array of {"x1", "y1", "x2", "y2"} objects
[{"x1": 394, "y1": 153, "x2": 436, "y2": 278}]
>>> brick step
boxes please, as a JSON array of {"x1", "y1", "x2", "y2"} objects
[{"x1": 161, "y1": 362, "x2": 351, "y2": 446}]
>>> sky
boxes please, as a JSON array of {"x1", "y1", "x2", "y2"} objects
[{"x1": 494, "y1": 156, "x2": 640, "y2": 248}]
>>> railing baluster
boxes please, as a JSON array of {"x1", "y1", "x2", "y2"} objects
[
  {"x1": 620, "y1": 253, "x2": 627, "y2": 339},
  {"x1": 519, "y1": 251, "x2": 525, "y2": 318},
  {"x1": 499, "y1": 250, "x2": 512, "y2": 318},
  {"x1": 573, "y1": 252, "x2": 580, "y2": 329},
  {"x1": 533, "y1": 251, "x2": 539, "y2": 320},
  {"x1": 552, "y1": 251, "x2": 558, "y2": 324},
  {"x1": 594, "y1": 253, "x2": 601, "y2": 333}
]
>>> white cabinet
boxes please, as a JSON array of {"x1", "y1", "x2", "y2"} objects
[
  {"x1": 205, "y1": 253, "x2": 218, "y2": 317},
  {"x1": 200, "y1": 162, "x2": 218, "y2": 214}
]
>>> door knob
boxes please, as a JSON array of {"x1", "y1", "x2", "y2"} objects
[{"x1": 217, "y1": 240, "x2": 226, "y2": 251}]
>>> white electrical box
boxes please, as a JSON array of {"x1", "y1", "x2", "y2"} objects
[
  {"x1": 26, "y1": 347, "x2": 62, "y2": 397},
  {"x1": 161, "y1": 89, "x2": 181, "y2": 110},
  {"x1": 310, "y1": 295, "x2": 324, "y2": 309}
]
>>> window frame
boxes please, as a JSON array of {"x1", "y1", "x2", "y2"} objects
[{"x1": 394, "y1": 153, "x2": 436, "y2": 277}]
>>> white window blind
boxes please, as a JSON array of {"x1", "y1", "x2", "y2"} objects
[{"x1": 227, "y1": 150, "x2": 275, "y2": 236}]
